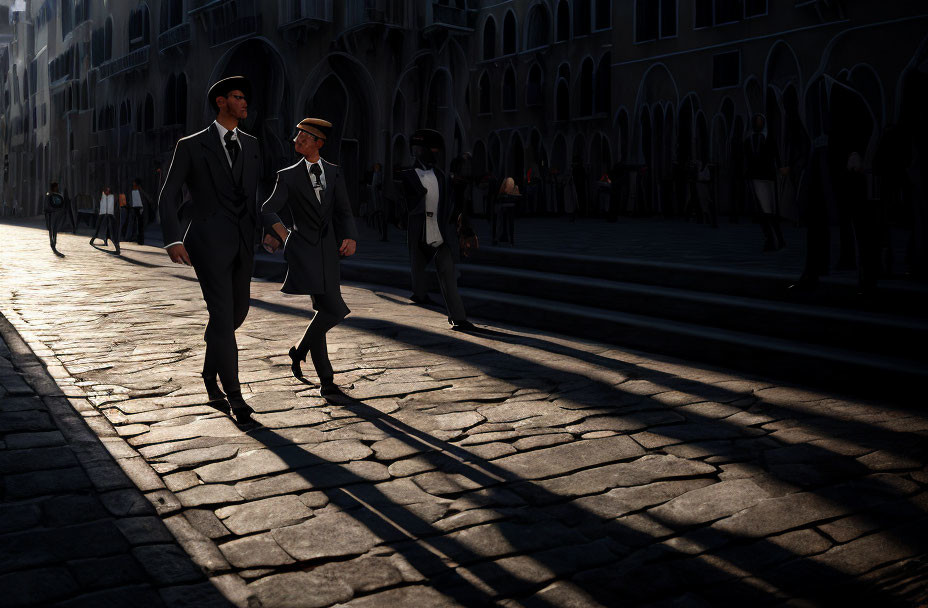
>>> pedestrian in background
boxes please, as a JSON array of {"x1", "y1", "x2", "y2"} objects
[
  {"x1": 497, "y1": 176, "x2": 520, "y2": 246},
  {"x1": 90, "y1": 186, "x2": 119, "y2": 254},
  {"x1": 44, "y1": 181, "x2": 66, "y2": 256},
  {"x1": 744, "y1": 113, "x2": 785, "y2": 251}
]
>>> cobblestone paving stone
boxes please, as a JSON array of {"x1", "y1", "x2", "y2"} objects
[{"x1": 1, "y1": 221, "x2": 927, "y2": 607}]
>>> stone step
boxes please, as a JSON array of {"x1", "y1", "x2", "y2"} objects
[
  {"x1": 454, "y1": 288, "x2": 927, "y2": 402},
  {"x1": 468, "y1": 246, "x2": 928, "y2": 317},
  {"x1": 333, "y1": 259, "x2": 928, "y2": 362}
]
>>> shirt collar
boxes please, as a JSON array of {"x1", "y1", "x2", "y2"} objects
[{"x1": 214, "y1": 120, "x2": 238, "y2": 141}]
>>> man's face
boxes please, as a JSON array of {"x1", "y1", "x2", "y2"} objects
[
  {"x1": 219, "y1": 89, "x2": 248, "y2": 120},
  {"x1": 293, "y1": 130, "x2": 323, "y2": 157}
]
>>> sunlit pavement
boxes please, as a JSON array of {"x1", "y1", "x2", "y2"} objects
[{"x1": 1, "y1": 220, "x2": 926, "y2": 607}]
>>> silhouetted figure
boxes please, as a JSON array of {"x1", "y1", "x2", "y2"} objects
[
  {"x1": 496, "y1": 177, "x2": 520, "y2": 246},
  {"x1": 790, "y1": 138, "x2": 831, "y2": 292},
  {"x1": 744, "y1": 114, "x2": 785, "y2": 251},
  {"x1": 44, "y1": 182, "x2": 66, "y2": 256},
  {"x1": 398, "y1": 128, "x2": 476, "y2": 332},
  {"x1": 847, "y1": 152, "x2": 881, "y2": 296}
]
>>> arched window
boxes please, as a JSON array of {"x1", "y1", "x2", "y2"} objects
[
  {"x1": 502, "y1": 11, "x2": 516, "y2": 55},
  {"x1": 595, "y1": 53, "x2": 611, "y2": 114},
  {"x1": 574, "y1": 0, "x2": 591, "y2": 37},
  {"x1": 526, "y1": 4, "x2": 550, "y2": 50},
  {"x1": 556, "y1": 0, "x2": 569, "y2": 41},
  {"x1": 483, "y1": 17, "x2": 496, "y2": 60},
  {"x1": 503, "y1": 66, "x2": 516, "y2": 111},
  {"x1": 526, "y1": 63, "x2": 543, "y2": 106},
  {"x1": 478, "y1": 71, "x2": 491, "y2": 114},
  {"x1": 556, "y1": 79, "x2": 569, "y2": 121},
  {"x1": 580, "y1": 58, "x2": 593, "y2": 116}
]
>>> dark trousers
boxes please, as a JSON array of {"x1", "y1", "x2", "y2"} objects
[
  {"x1": 295, "y1": 288, "x2": 350, "y2": 383},
  {"x1": 92, "y1": 213, "x2": 119, "y2": 248},
  {"x1": 186, "y1": 228, "x2": 253, "y2": 395},
  {"x1": 127, "y1": 207, "x2": 145, "y2": 244},
  {"x1": 45, "y1": 211, "x2": 64, "y2": 251},
  {"x1": 410, "y1": 237, "x2": 467, "y2": 323}
]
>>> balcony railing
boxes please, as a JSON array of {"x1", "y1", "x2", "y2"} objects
[
  {"x1": 158, "y1": 22, "x2": 191, "y2": 53},
  {"x1": 208, "y1": 14, "x2": 261, "y2": 46},
  {"x1": 97, "y1": 46, "x2": 150, "y2": 80},
  {"x1": 342, "y1": 0, "x2": 409, "y2": 33},
  {"x1": 279, "y1": 0, "x2": 333, "y2": 30}
]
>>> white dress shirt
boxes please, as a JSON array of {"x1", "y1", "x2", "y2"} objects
[
  {"x1": 214, "y1": 120, "x2": 240, "y2": 167},
  {"x1": 415, "y1": 166, "x2": 443, "y2": 247},
  {"x1": 304, "y1": 158, "x2": 326, "y2": 203},
  {"x1": 130, "y1": 189, "x2": 143, "y2": 208},
  {"x1": 98, "y1": 193, "x2": 115, "y2": 215}
]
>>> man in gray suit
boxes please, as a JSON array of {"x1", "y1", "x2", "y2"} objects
[
  {"x1": 158, "y1": 75, "x2": 265, "y2": 424},
  {"x1": 397, "y1": 128, "x2": 476, "y2": 332},
  {"x1": 262, "y1": 118, "x2": 358, "y2": 399}
]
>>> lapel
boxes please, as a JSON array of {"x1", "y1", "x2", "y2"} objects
[
  {"x1": 293, "y1": 162, "x2": 323, "y2": 221},
  {"x1": 321, "y1": 160, "x2": 335, "y2": 210},
  {"x1": 435, "y1": 166, "x2": 445, "y2": 219},
  {"x1": 200, "y1": 124, "x2": 236, "y2": 187}
]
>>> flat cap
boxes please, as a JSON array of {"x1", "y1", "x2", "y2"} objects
[
  {"x1": 296, "y1": 117, "x2": 333, "y2": 140},
  {"x1": 208, "y1": 75, "x2": 251, "y2": 113},
  {"x1": 410, "y1": 128, "x2": 443, "y2": 149}
]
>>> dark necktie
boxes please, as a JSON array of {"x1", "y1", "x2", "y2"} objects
[
  {"x1": 224, "y1": 130, "x2": 239, "y2": 167},
  {"x1": 309, "y1": 163, "x2": 324, "y2": 203}
]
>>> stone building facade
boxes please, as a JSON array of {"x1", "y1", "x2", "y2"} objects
[{"x1": 0, "y1": 0, "x2": 925, "y2": 220}]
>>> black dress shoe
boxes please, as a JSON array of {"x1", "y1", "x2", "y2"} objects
[
  {"x1": 320, "y1": 382, "x2": 346, "y2": 400},
  {"x1": 227, "y1": 393, "x2": 256, "y2": 425},
  {"x1": 288, "y1": 347, "x2": 304, "y2": 379},
  {"x1": 202, "y1": 374, "x2": 226, "y2": 402},
  {"x1": 449, "y1": 319, "x2": 478, "y2": 332},
  {"x1": 410, "y1": 294, "x2": 436, "y2": 306}
]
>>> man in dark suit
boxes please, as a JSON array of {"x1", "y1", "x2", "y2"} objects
[
  {"x1": 44, "y1": 181, "x2": 67, "y2": 256},
  {"x1": 158, "y1": 75, "x2": 264, "y2": 424},
  {"x1": 262, "y1": 118, "x2": 358, "y2": 398},
  {"x1": 397, "y1": 129, "x2": 475, "y2": 332}
]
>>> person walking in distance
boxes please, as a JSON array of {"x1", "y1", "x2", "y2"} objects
[
  {"x1": 157, "y1": 75, "x2": 266, "y2": 425},
  {"x1": 89, "y1": 186, "x2": 120, "y2": 254},
  {"x1": 262, "y1": 118, "x2": 359, "y2": 399},
  {"x1": 397, "y1": 128, "x2": 477, "y2": 332},
  {"x1": 44, "y1": 182, "x2": 67, "y2": 256}
]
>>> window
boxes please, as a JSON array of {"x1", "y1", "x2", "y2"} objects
[
  {"x1": 503, "y1": 11, "x2": 516, "y2": 55},
  {"x1": 636, "y1": 0, "x2": 675, "y2": 42},
  {"x1": 595, "y1": 0, "x2": 611, "y2": 30},
  {"x1": 478, "y1": 72, "x2": 491, "y2": 114},
  {"x1": 715, "y1": 0, "x2": 743, "y2": 24},
  {"x1": 694, "y1": 0, "x2": 712, "y2": 28},
  {"x1": 580, "y1": 58, "x2": 593, "y2": 116},
  {"x1": 526, "y1": 5, "x2": 550, "y2": 50},
  {"x1": 526, "y1": 64, "x2": 543, "y2": 106},
  {"x1": 482, "y1": 17, "x2": 496, "y2": 60},
  {"x1": 556, "y1": 0, "x2": 570, "y2": 41},
  {"x1": 595, "y1": 53, "x2": 611, "y2": 114},
  {"x1": 556, "y1": 79, "x2": 569, "y2": 121},
  {"x1": 574, "y1": 0, "x2": 591, "y2": 36},
  {"x1": 712, "y1": 51, "x2": 740, "y2": 89},
  {"x1": 503, "y1": 67, "x2": 516, "y2": 111}
]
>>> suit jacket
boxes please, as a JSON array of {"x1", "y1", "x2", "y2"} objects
[
  {"x1": 262, "y1": 158, "x2": 358, "y2": 295},
  {"x1": 158, "y1": 123, "x2": 264, "y2": 248},
  {"x1": 398, "y1": 166, "x2": 459, "y2": 251}
]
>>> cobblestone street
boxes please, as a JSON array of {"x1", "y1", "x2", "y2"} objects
[{"x1": 1, "y1": 221, "x2": 927, "y2": 607}]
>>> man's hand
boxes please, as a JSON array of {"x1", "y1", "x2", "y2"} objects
[
  {"x1": 167, "y1": 243, "x2": 191, "y2": 265},
  {"x1": 263, "y1": 233, "x2": 281, "y2": 253},
  {"x1": 338, "y1": 238, "x2": 357, "y2": 257}
]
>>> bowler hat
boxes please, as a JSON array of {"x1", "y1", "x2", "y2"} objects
[
  {"x1": 410, "y1": 128, "x2": 443, "y2": 149},
  {"x1": 295, "y1": 117, "x2": 332, "y2": 141},
  {"x1": 208, "y1": 75, "x2": 251, "y2": 113}
]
